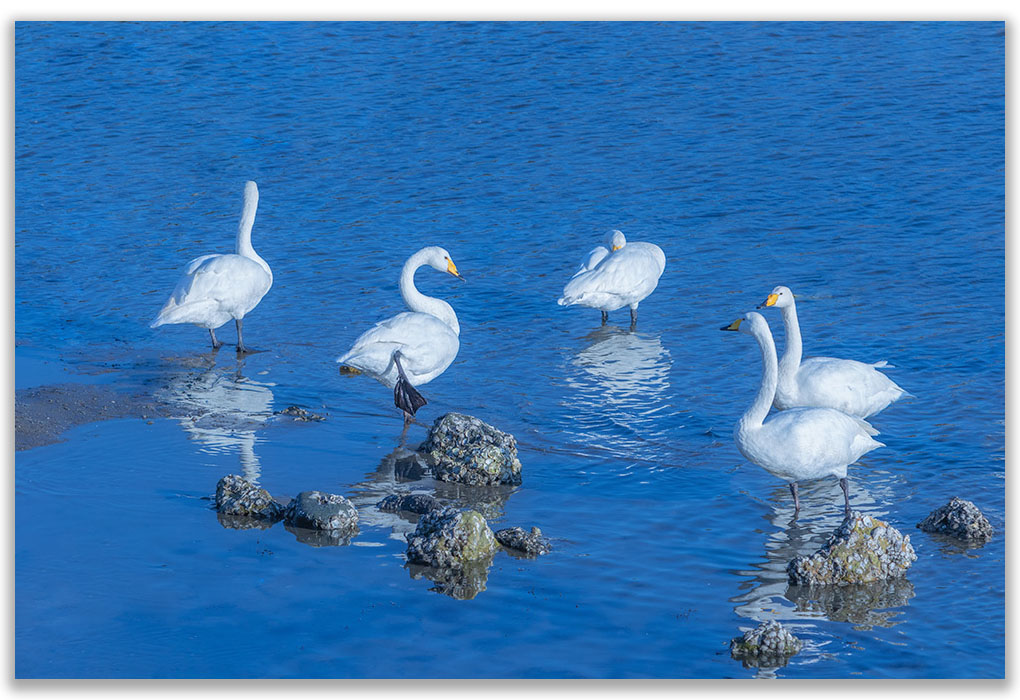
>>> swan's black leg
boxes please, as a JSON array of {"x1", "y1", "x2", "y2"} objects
[
  {"x1": 209, "y1": 329, "x2": 223, "y2": 350},
  {"x1": 630, "y1": 307, "x2": 637, "y2": 328},
  {"x1": 840, "y1": 477, "x2": 850, "y2": 516},
  {"x1": 789, "y1": 482, "x2": 800, "y2": 514},
  {"x1": 601, "y1": 310, "x2": 608, "y2": 325},
  {"x1": 393, "y1": 351, "x2": 427, "y2": 417},
  {"x1": 235, "y1": 319, "x2": 248, "y2": 354}
]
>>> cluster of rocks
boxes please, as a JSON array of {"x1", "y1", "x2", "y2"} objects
[
  {"x1": 917, "y1": 497, "x2": 993, "y2": 541},
  {"x1": 214, "y1": 413, "x2": 549, "y2": 595},
  {"x1": 787, "y1": 511, "x2": 916, "y2": 586},
  {"x1": 214, "y1": 475, "x2": 359, "y2": 544},
  {"x1": 730, "y1": 621, "x2": 803, "y2": 668}
]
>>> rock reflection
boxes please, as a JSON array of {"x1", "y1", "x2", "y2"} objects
[
  {"x1": 405, "y1": 556, "x2": 494, "y2": 600},
  {"x1": 348, "y1": 443, "x2": 515, "y2": 543},
  {"x1": 283, "y1": 524, "x2": 359, "y2": 547},
  {"x1": 787, "y1": 579, "x2": 915, "y2": 630},
  {"x1": 158, "y1": 356, "x2": 274, "y2": 483},
  {"x1": 562, "y1": 326, "x2": 676, "y2": 462}
]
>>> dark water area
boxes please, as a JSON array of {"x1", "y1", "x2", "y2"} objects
[{"x1": 15, "y1": 21, "x2": 1004, "y2": 678}]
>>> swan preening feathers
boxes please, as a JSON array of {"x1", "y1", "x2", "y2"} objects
[
  {"x1": 337, "y1": 246, "x2": 464, "y2": 425},
  {"x1": 722, "y1": 312, "x2": 885, "y2": 514},
  {"x1": 558, "y1": 229, "x2": 666, "y2": 326},
  {"x1": 759, "y1": 285, "x2": 908, "y2": 419},
  {"x1": 150, "y1": 181, "x2": 272, "y2": 353}
]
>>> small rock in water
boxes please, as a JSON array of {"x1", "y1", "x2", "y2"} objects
[
  {"x1": 406, "y1": 506, "x2": 499, "y2": 569},
  {"x1": 787, "y1": 510, "x2": 916, "y2": 586},
  {"x1": 215, "y1": 475, "x2": 283, "y2": 521},
  {"x1": 495, "y1": 526, "x2": 552, "y2": 556},
  {"x1": 377, "y1": 493, "x2": 441, "y2": 515},
  {"x1": 420, "y1": 412, "x2": 523, "y2": 486},
  {"x1": 917, "y1": 497, "x2": 994, "y2": 541},
  {"x1": 274, "y1": 405, "x2": 326, "y2": 421},
  {"x1": 730, "y1": 620, "x2": 802, "y2": 668},
  {"x1": 283, "y1": 491, "x2": 359, "y2": 533}
]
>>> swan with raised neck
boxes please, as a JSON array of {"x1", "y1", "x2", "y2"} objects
[{"x1": 399, "y1": 246, "x2": 462, "y2": 335}]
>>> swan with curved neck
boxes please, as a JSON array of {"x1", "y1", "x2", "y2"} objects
[
  {"x1": 150, "y1": 181, "x2": 273, "y2": 353},
  {"x1": 558, "y1": 229, "x2": 665, "y2": 327},
  {"x1": 338, "y1": 246, "x2": 464, "y2": 426},
  {"x1": 759, "y1": 285, "x2": 908, "y2": 418},
  {"x1": 722, "y1": 312, "x2": 885, "y2": 515}
]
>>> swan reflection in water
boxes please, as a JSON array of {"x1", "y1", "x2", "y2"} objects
[
  {"x1": 562, "y1": 325, "x2": 677, "y2": 463},
  {"x1": 730, "y1": 489, "x2": 915, "y2": 677},
  {"x1": 158, "y1": 355, "x2": 275, "y2": 484}
]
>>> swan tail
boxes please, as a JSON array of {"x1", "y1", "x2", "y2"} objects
[
  {"x1": 150, "y1": 299, "x2": 220, "y2": 327},
  {"x1": 391, "y1": 351, "x2": 427, "y2": 416},
  {"x1": 852, "y1": 416, "x2": 881, "y2": 437},
  {"x1": 557, "y1": 295, "x2": 575, "y2": 307}
]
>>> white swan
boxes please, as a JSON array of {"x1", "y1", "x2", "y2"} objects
[
  {"x1": 337, "y1": 246, "x2": 464, "y2": 425},
  {"x1": 150, "y1": 181, "x2": 272, "y2": 353},
  {"x1": 722, "y1": 312, "x2": 885, "y2": 514},
  {"x1": 558, "y1": 229, "x2": 665, "y2": 326},
  {"x1": 758, "y1": 285, "x2": 908, "y2": 418}
]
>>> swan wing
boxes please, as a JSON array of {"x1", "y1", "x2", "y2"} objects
[
  {"x1": 338, "y1": 312, "x2": 460, "y2": 387},
  {"x1": 795, "y1": 356, "x2": 907, "y2": 418},
  {"x1": 558, "y1": 241, "x2": 665, "y2": 309},
  {"x1": 151, "y1": 253, "x2": 271, "y2": 327},
  {"x1": 749, "y1": 407, "x2": 884, "y2": 481}
]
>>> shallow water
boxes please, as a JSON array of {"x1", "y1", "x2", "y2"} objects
[{"x1": 15, "y1": 21, "x2": 1004, "y2": 678}]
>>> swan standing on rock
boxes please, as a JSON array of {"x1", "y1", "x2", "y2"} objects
[
  {"x1": 150, "y1": 181, "x2": 272, "y2": 353},
  {"x1": 558, "y1": 229, "x2": 665, "y2": 326},
  {"x1": 721, "y1": 312, "x2": 885, "y2": 515},
  {"x1": 337, "y1": 246, "x2": 464, "y2": 426},
  {"x1": 758, "y1": 285, "x2": 908, "y2": 418}
]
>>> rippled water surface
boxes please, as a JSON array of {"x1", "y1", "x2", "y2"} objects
[{"x1": 15, "y1": 21, "x2": 1004, "y2": 678}]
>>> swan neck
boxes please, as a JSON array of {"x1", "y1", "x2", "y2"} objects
[
  {"x1": 739, "y1": 324, "x2": 778, "y2": 431},
  {"x1": 235, "y1": 187, "x2": 270, "y2": 278},
  {"x1": 779, "y1": 301, "x2": 803, "y2": 373},
  {"x1": 399, "y1": 252, "x2": 459, "y2": 335}
]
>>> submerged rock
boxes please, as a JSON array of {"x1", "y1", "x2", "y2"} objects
[
  {"x1": 787, "y1": 510, "x2": 916, "y2": 586},
  {"x1": 495, "y1": 526, "x2": 552, "y2": 556},
  {"x1": 421, "y1": 413, "x2": 523, "y2": 486},
  {"x1": 215, "y1": 475, "x2": 283, "y2": 521},
  {"x1": 917, "y1": 497, "x2": 994, "y2": 541},
  {"x1": 274, "y1": 405, "x2": 326, "y2": 421},
  {"x1": 377, "y1": 493, "x2": 441, "y2": 515},
  {"x1": 283, "y1": 491, "x2": 359, "y2": 533},
  {"x1": 730, "y1": 620, "x2": 802, "y2": 668},
  {"x1": 406, "y1": 506, "x2": 499, "y2": 569}
]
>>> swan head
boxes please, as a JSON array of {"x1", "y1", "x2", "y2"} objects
[
  {"x1": 758, "y1": 285, "x2": 794, "y2": 309},
  {"x1": 420, "y1": 246, "x2": 465, "y2": 280},
  {"x1": 605, "y1": 229, "x2": 626, "y2": 252},
  {"x1": 720, "y1": 311, "x2": 769, "y2": 336}
]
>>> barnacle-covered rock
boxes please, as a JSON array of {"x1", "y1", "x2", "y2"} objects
[
  {"x1": 377, "y1": 493, "x2": 441, "y2": 515},
  {"x1": 421, "y1": 413, "x2": 523, "y2": 486},
  {"x1": 917, "y1": 497, "x2": 994, "y2": 541},
  {"x1": 787, "y1": 510, "x2": 916, "y2": 586},
  {"x1": 215, "y1": 475, "x2": 283, "y2": 521},
  {"x1": 283, "y1": 491, "x2": 359, "y2": 533},
  {"x1": 405, "y1": 506, "x2": 499, "y2": 569},
  {"x1": 495, "y1": 526, "x2": 551, "y2": 556},
  {"x1": 730, "y1": 620, "x2": 802, "y2": 668}
]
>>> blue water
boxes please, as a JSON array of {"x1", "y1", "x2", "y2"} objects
[{"x1": 15, "y1": 21, "x2": 1004, "y2": 678}]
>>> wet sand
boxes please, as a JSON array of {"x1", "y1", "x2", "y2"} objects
[{"x1": 15, "y1": 383, "x2": 168, "y2": 451}]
